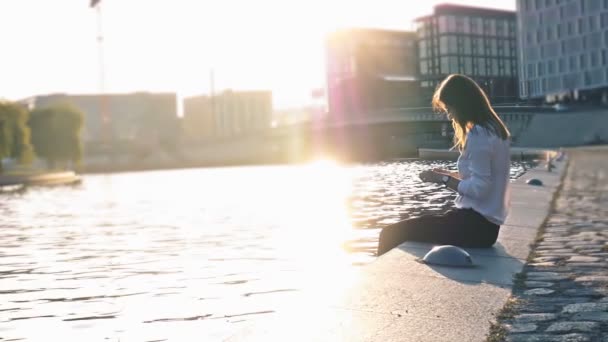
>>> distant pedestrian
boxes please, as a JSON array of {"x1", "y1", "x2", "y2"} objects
[{"x1": 377, "y1": 74, "x2": 511, "y2": 256}]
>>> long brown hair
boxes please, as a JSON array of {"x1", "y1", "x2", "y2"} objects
[{"x1": 432, "y1": 74, "x2": 510, "y2": 150}]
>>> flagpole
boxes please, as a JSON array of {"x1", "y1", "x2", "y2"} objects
[{"x1": 92, "y1": 0, "x2": 110, "y2": 156}]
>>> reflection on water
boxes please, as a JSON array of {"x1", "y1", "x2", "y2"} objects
[{"x1": 0, "y1": 160, "x2": 530, "y2": 341}]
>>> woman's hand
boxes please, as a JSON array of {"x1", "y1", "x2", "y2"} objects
[
  {"x1": 432, "y1": 168, "x2": 450, "y2": 175},
  {"x1": 419, "y1": 170, "x2": 444, "y2": 184},
  {"x1": 433, "y1": 168, "x2": 460, "y2": 178}
]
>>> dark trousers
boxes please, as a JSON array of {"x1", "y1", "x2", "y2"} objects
[{"x1": 376, "y1": 208, "x2": 500, "y2": 256}]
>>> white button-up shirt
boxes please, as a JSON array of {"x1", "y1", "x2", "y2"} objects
[{"x1": 455, "y1": 125, "x2": 511, "y2": 225}]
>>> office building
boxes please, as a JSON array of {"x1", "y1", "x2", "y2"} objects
[
  {"x1": 183, "y1": 90, "x2": 272, "y2": 141},
  {"x1": 415, "y1": 4, "x2": 518, "y2": 103},
  {"x1": 517, "y1": 0, "x2": 608, "y2": 103},
  {"x1": 23, "y1": 92, "x2": 178, "y2": 144},
  {"x1": 325, "y1": 28, "x2": 420, "y2": 116}
]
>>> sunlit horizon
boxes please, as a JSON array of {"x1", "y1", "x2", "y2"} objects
[{"x1": 0, "y1": 0, "x2": 514, "y2": 109}]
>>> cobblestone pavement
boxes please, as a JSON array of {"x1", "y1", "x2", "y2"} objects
[{"x1": 494, "y1": 150, "x2": 608, "y2": 342}]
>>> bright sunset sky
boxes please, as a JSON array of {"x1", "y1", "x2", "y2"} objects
[{"x1": 0, "y1": 0, "x2": 514, "y2": 109}]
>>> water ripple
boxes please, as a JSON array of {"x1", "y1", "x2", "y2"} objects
[{"x1": 0, "y1": 160, "x2": 532, "y2": 340}]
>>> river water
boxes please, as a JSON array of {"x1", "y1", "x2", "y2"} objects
[{"x1": 0, "y1": 160, "x2": 530, "y2": 341}]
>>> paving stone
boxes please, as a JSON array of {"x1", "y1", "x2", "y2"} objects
[
  {"x1": 571, "y1": 311, "x2": 608, "y2": 321},
  {"x1": 500, "y1": 154, "x2": 608, "y2": 342},
  {"x1": 544, "y1": 237, "x2": 574, "y2": 242},
  {"x1": 529, "y1": 261, "x2": 557, "y2": 267},
  {"x1": 527, "y1": 272, "x2": 570, "y2": 281},
  {"x1": 562, "y1": 289, "x2": 607, "y2": 297},
  {"x1": 532, "y1": 256, "x2": 560, "y2": 262},
  {"x1": 566, "y1": 262, "x2": 607, "y2": 267},
  {"x1": 513, "y1": 313, "x2": 557, "y2": 323},
  {"x1": 546, "y1": 321, "x2": 599, "y2": 333},
  {"x1": 535, "y1": 251, "x2": 579, "y2": 257},
  {"x1": 573, "y1": 248, "x2": 602, "y2": 253},
  {"x1": 567, "y1": 256, "x2": 601, "y2": 262},
  {"x1": 506, "y1": 323, "x2": 538, "y2": 333},
  {"x1": 507, "y1": 333, "x2": 591, "y2": 342},
  {"x1": 524, "y1": 281, "x2": 554, "y2": 288},
  {"x1": 562, "y1": 303, "x2": 608, "y2": 313},
  {"x1": 574, "y1": 275, "x2": 608, "y2": 283},
  {"x1": 524, "y1": 288, "x2": 555, "y2": 296}
]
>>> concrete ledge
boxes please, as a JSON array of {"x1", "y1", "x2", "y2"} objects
[
  {"x1": 229, "y1": 153, "x2": 569, "y2": 341},
  {"x1": 0, "y1": 171, "x2": 80, "y2": 187},
  {"x1": 418, "y1": 147, "x2": 558, "y2": 161}
]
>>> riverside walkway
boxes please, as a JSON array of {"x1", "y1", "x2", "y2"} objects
[
  {"x1": 491, "y1": 147, "x2": 608, "y2": 342},
  {"x1": 228, "y1": 151, "x2": 570, "y2": 341}
]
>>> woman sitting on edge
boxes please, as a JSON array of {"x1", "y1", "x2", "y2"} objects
[{"x1": 377, "y1": 74, "x2": 511, "y2": 256}]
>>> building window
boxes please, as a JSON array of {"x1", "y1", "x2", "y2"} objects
[
  {"x1": 602, "y1": 13, "x2": 608, "y2": 27},
  {"x1": 449, "y1": 36, "x2": 458, "y2": 54},
  {"x1": 439, "y1": 16, "x2": 448, "y2": 34},
  {"x1": 441, "y1": 57, "x2": 449, "y2": 74},
  {"x1": 462, "y1": 16, "x2": 471, "y2": 34},
  {"x1": 471, "y1": 17, "x2": 483, "y2": 35},
  {"x1": 568, "y1": 21, "x2": 574, "y2": 35},
  {"x1": 464, "y1": 57, "x2": 473, "y2": 75},
  {"x1": 419, "y1": 40, "x2": 427, "y2": 58},
  {"x1": 490, "y1": 39, "x2": 497, "y2": 56},
  {"x1": 559, "y1": 58, "x2": 565, "y2": 72},
  {"x1": 449, "y1": 57, "x2": 459, "y2": 73},
  {"x1": 535, "y1": 0, "x2": 541, "y2": 10},
  {"x1": 502, "y1": 39, "x2": 510, "y2": 54},
  {"x1": 455, "y1": 16, "x2": 464, "y2": 33},
  {"x1": 583, "y1": 36, "x2": 587, "y2": 49},
  {"x1": 580, "y1": 54, "x2": 587, "y2": 69},
  {"x1": 578, "y1": 18, "x2": 584, "y2": 34},
  {"x1": 581, "y1": 0, "x2": 585, "y2": 13},
  {"x1": 491, "y1": 58, "x2": 499, "y2": 75},
  {"x1": 584, "y1": 71, "x2": 592, "y2": 85},
  {"x1": 540, "y1": 45, "x2": 545, "y2": 58},
  {"x1": 589, "y1": 16, "x2": 597, "y2": 31},
  {"x1": 496, "y1": 20, "x2": 504, "y2": 37},
  {"x1": 478, "y1": 58, "x2": 486, "y2": 76},
  {"x1": 464, "y1": 37, "x2": 472, "y2": 54},
  {"x1": 603, "y1": 50, "x2": 607, "y2": 66},
  {"x1": 527, "y1": 63, "x2": 535, "y2": 77},
  {"x1": 591, "y1": 51, "x2": 599, "y2": 67},
  {"x1": 538, "y1": 61, "x2": 545, "y2": 76},
  {"x1": 440, "y1": 36, "x2": 448, "y2": 54},
  {"x1": 420, "y1": 60, "x2": 429, "y2": 75},
  {"x1": 569, "y1": 56, "x2": 576, "y2": 70},
  {"x1": 537, "y1": 30, "x2": 542, "y2": 43},
  {"x1": 487, "y1": 19, "x2": 496, "y2": 36}
]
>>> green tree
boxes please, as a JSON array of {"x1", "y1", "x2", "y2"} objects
[
  {"x1": 0, "y1": 102, "x2": 35, "y2": 173},
  {"x1": 29, "y1": 103, "x2": 84, "y2": 169}
]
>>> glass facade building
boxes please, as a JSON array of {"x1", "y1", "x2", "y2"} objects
[
  {"x1": 517, "y1": 0, "x2": 608, "y2": 102},
  {"x1": 415, "y1": 4, "x2": 518, "y2": 103},
  {"x1": 325, "y1": 28, "x2": 421, "y2": 115}
]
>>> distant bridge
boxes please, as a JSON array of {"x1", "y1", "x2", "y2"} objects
[{"x1": 264, "y1": 106, "x2": 559, "y2": 161}]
